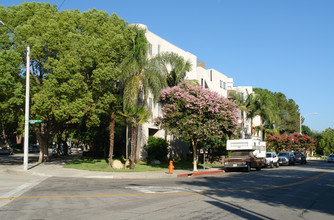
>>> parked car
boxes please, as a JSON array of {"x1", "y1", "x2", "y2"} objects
[
  {"x1": 328, "y1": 154, "x2": 334, "y2": 163},
  {"x1": 0, "y1": 146, "x2": 14, "y2": 155},
  {"x1": 278, "y1": 151, "x2": 295, "y2": 166},
  {"x1": 294, "y1": 152, "x2": 306, "y2": 164},
  {"x1": 33, "y1": 145, "x2": 40, "y2": 153},
  {"x1": 28, "y1": 145, "x2": 35, "y2": 153},
  {"x1": 265, "y1": 152, "x2": 279, "y2": 168}
]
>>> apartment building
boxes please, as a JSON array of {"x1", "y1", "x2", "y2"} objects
[{"x1": 134, "y1": 24, "x2": 261, "y2": 160}]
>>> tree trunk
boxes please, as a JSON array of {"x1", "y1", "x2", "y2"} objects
[
  {"x1": 37, "y1": 136, "x2": 49, "y2": 163},
  {"x1": 129, "y1": 124, "x2": 137, "y2": 169},
  {"x1": 108, "y1": 112, "x2": 115, "y2": 168},
  {"x1": 1, "y1": 124, "x2": 9, "y2": 146},
  {"x1": 34, "y1": 123, "x2": 55, "y2": 163},
  {"x1": 241, "y1": 111, "x2": 245, "y2": 139},
  {"x1": 16, "y1": 134, "x2": 22, "y2": 145},
  {"x1": 134, "y1": 124, "x2": 141, "y2": 162},
  {"x1": 191, "y1": 137, "x2": 198, "y2": 171},
  {"x1": 125, "y1": 125, "x2": 129, "y2": 159},
  {"x1": 260, "y1": 118, "x2": 264, "y2": 141}
]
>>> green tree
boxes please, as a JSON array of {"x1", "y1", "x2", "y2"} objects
[
  {"x1": 244, "y1": 92, "x2": 258, "y2": 136},
  {"x1": 151, "y1": 51, "x2": 191, "y2": 87},
  {"x1": 119, "y1": 106, "x2": 151, "y2": 168},
  {"x1": 319, "y1": 128, "x2": 334, "y2": 154},
  {"x1": 119, "y1": 25, "x2": 166, "y2": 161},
  {"x1": 229, "y1": 90, "x2": 248, "y2": 138},
  {"x1": 0, "y1": 3, "x2": 130, "y2": 162},
  {"x1": 0, "y1": 47, "x2": 24, "y2": 146},
  {"x1": 156, "y1": 81, "x2": 239, "y2": 171},
  {"x1": 273, "y1": 92, "x2": 299, "y2": 133},
  {"x1": 253, "y1": 88, "x2": 276, "y2": 140}
]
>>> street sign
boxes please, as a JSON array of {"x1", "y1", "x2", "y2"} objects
[{"x1": 29, "y1": 119, "x2": 42, "y2": 124}]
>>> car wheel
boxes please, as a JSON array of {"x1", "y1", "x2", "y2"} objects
[
  {"x1": 246, "y1": 164, "x2": 251, "y2": 172},
  {"x1": 276, "y1": 162, "x2": 279, "y2": 168},
  {"x1": 256, "y1": 164, "x2": 262, "y2": 171},
  {"x1": 270, "y1": 162, "x2": 274, "y2": 168}
]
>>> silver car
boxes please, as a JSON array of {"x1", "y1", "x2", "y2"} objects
[
  {"x1": 278, "y1": 151, "x2": 295, "y2": 166},
  {"x1": 328, "y1": 154, "x2": 334, "y2": 163}
]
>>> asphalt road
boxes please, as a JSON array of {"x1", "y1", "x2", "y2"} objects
[{"x1": 0, "y1": 160, "x2": 333, "y2": 219}]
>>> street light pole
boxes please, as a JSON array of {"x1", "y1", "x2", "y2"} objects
[
  {"x1": 0, "y1": 20, "x2": 30, "y2": 170},
  {"x1": 23, "y1": 45, "x2": 30, "y2": 170},
  {"x1": 300, "y1": 112, "x2": 318, "y2": 134}
]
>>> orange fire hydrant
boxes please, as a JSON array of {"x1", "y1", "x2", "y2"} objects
[{"x1": 168, "y1": 160, "x2": 174, "y2": 174}]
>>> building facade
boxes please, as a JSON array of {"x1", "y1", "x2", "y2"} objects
[{"x1": 134, "y1": 24, "x2": 261, "y2": 160}]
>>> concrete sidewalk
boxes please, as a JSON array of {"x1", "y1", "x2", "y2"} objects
[
  {"x1": 5, "y1": 163, "x2": 224, "y2": 179},
  {"x1": 2, "y1": 153, "x2": 225, "y2": 180}
]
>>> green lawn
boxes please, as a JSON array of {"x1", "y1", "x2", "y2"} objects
[{"x1": 63, "y1": 157, "x2": 224, "y2": 172}]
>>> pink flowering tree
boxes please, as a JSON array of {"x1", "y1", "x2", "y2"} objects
[
  {"x1": 155, "y1": 81, "x2": 239, "y2": 171},
  {"x1": 266, "y1": 133, "x2": 291, "y2": 152},
  {"x1": 266, "y1": 133, "x2": 316, "y2": 153},
  {"x1": 289, "y1": 133, "x2": 316, "y2": 152}
]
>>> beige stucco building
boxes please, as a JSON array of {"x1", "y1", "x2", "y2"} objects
[{"x1": 133, "y1": 24, "x2": 261, "y2": 160}]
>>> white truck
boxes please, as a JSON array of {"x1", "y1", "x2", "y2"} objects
[{"x1": 224, "y1": 139, "x2": 266, "y2": 172}]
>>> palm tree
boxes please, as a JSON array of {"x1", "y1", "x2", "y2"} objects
[
  {"x1": 118, "y1": 106, "x2": 151, "y2": 169},
  {"x1": 229, "y1": 90, "x2": 248, "y2": 138},
  {"x1": 151, "y1": 51, "x2": 192, "y2": 87},
  {"x1": 120, "y1": 25, "x2": 166, "y2": 108},
  {"x1": 245, "y1": 93, "x2": 258, "y2": 136},
  {"x1": 119, "y1": 25, "x2": 166, "y2": 161},
  {"x1": 252, "y1": 89, "x2": 275, "y2": 140}
]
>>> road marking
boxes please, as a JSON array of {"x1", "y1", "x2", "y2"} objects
[
  {"x1": 125, "y1": 186, "x2": 203, "y2": 194},
  {"x1": 0, "y1": 177, "x2": 42, "y2": 199},
  {"x1": 0, "y1": 172, "x2": 329, "y2": 200}
]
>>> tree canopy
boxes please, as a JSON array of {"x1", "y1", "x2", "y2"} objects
[
  {"x1": 253, "y1": 88, "x2": 300, "y2": 138},
  {"x1": 266, "y1": 133, "x2": 316, "y2": 153},
  {"x1": 319, "y1": 128, "x2": 334, "y2": 154},
  {"x1": 0, "y1": 2, "x2": 133, "y2": 161}
]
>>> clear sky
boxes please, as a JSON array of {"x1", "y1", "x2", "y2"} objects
[{"x1": 2, "y1": 0, "x2": 334, "y2": 132}]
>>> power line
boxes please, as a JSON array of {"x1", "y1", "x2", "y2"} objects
[{"x1": 57, "y1": 0, "x2": 67, "y2": 11}]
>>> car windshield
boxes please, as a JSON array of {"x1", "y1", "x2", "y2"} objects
[
  {"x1": 278, "y1": 152, "x2": 289, "y2": 156},
  {"x1": 294, "y1": 153, "x2": 302, "y2": 156},
  {"x1": 230, "y1": 150, "x2": 251, "y2": 157},
  {"x1": 329, "y1": 155, "x2": 334, "y2": 158},
  {"x1": 266, "y1": 153, "x2": 272, "y2": 157}
]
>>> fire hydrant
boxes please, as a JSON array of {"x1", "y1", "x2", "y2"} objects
[{"x1": 168, "y1": 160, "x2": 174, "y2": 174}]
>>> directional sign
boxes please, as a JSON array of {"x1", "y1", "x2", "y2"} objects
[{"x1": 29, "y1": 119, "x2": 42, "y2": 124}]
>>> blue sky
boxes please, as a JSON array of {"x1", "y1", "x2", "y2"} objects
[{"x1": 2, "y1": 0, "x2": 334, "y2": 132}]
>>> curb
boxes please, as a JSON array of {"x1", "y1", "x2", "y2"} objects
[{"x1": 177, "y1": 170, "x2": 225, "y2": 178}]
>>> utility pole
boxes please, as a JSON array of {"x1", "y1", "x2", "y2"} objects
[{"x1": 0, "y1": 20, "x2": 30, "y2": 170}]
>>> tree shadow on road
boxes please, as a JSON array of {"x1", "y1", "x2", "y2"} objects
[{"x1": 178, "y1": 160, "x2": 334, "y2": 217}]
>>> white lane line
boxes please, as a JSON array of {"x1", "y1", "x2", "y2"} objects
[
  {"x1": 0, "y1": 178, "x2": 41, "y2": 198},
  {"x1": 125, "y1": 186, "x2": 204, "y2": 194}
]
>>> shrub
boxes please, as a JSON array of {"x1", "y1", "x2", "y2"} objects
[{"x1": 145, "y1": 137, "x2": 169, "y2": 162}]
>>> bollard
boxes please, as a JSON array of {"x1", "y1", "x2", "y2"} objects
[{"x1": 168, "y1": 160, "x2": 174, "y2": 174}]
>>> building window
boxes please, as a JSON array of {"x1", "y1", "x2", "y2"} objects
[
  {"x1": 149, "y1": 43, "x2": 152, "y2": 56},
  {"x1": 201, "y1": 78, "x2": 204, "y2": 87},
  {"x1": 148, "y1": 98, "x2": 153, "y2": 110},
  {"x1": 210, "y1": 70, "x2": 212, "y2": 81},
  {"x1": 220, "y1": 80, "x2": 223, "y2": 88},
  {"x1": 223, "y1": 82, "x2": 226, "y2": 90},
  {"x1": 158, "y1": 44, "x2": 160, "y2": 55},
  {"x1": 158, "y1": 102, "x2": 162, "y2": 116},
  {"x1": 227, "y1": 82, "x2": 233, "y2": 90}
]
